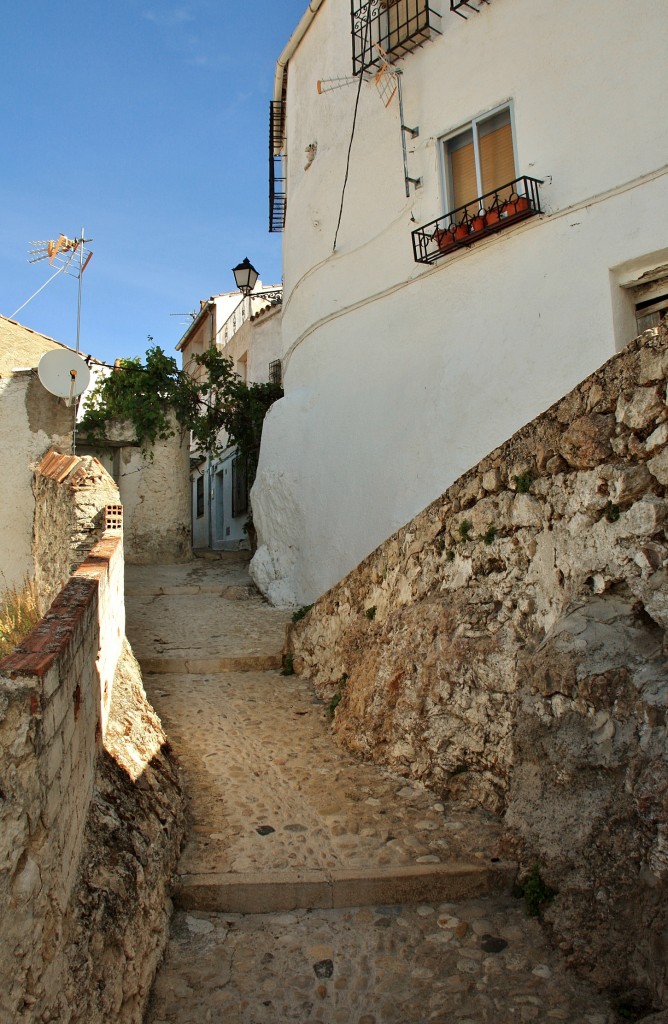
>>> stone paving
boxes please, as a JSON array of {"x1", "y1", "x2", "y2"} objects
[{"x1": 133, "y1": 556, "x2": 616, "y2": 1024}]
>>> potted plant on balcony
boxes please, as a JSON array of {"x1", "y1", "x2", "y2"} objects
[
  {"x1": 434, "y1": 225, "x2": 456, "y2": 253},
  {"x1": 485, "y1": 202, "x2": 501, "y2": 227},
  {"x1": 470, "y1": 211, "x2": 485, "y2": 236},
  {"x1": 501, "y1": 194, "x2": 530, "y2": 219},
  {"x1": 454, "y1": 220, "x2": 470, "y2": 242}
]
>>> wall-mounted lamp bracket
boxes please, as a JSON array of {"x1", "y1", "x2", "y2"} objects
[
  {"x1": 406, "y1": 176, "x2": 422, "y2": 190},
  {"x1": 401, "y1": 124, "x2": 419, "y2": 139}
]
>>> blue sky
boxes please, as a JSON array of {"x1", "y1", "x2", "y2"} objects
[{"x1": 1, "y1": 0, "x2": 307, "y2": 365}]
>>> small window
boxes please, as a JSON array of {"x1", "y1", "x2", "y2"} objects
[
  {"x1": 444, "y1": 106, "x2": 516, "y2": 211},
  {"x1": 635, "y1": 292, "x2": 668, "y2": 334},
  {"x1": 196, "y1": 475, "x2": 204, "y2": 519}
]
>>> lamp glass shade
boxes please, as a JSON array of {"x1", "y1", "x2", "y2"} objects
[{"x1": 232, "y1": 258, "x2": 259, "y2": 296}]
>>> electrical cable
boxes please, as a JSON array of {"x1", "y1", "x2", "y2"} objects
[{"x1": 332, "y1": 4, "x2": 372, "y2": 252}]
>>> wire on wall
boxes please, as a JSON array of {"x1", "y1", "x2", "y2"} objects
[{"x1": 332, "y1": 4, "x2": 373, "y2": 252}]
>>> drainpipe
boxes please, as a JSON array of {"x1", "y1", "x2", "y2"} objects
[{"x1": 273, "y1": 0, "x2": 327, "y2": 105}]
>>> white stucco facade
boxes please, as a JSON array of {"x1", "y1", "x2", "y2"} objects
[
  {"x1": 250, "y1": 0, "x2": 668, "y2": 606},
  {"x1": 177, "y1": 288, "x2": 283, "y2": 551}
]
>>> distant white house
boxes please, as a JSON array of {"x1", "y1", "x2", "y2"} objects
[
  {"x1": 250, "y1": 0, "x2": 668, "y2": 606},
  {"x1": 176, "y1": 285, "x2": 283, "y2": 551}
]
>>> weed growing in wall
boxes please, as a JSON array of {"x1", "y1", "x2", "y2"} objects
[
  {"x1": 280, "y1": 653, "x2": 295, "y2": 676},
  {"x1": 0, "y1": 576, "x2": 40, "y2": 659},
  {"x1": 458, "y1": 519, "x2": 472, "y2": 541},
  {"x1": 291, "y1": 604, "x2": 313, "y2": 624},
  {"x1": 514, "y1": 864, "x2": 557, "y2": 918},
  {"x1": 483, "y1": 525, "x2": 497, "y2": 545},
  {"x1": 329, "y1": 674, "x2": 348, "y2": 718},
  {"x1": 605, "y1": 501, "x2": 621, "y2": 523},
  {"x1": 513, "y1": 472, "x2": 534, "y2": 494},
  {"x1": 365, "y1": 606, "x2": 377, "y2": 621}
]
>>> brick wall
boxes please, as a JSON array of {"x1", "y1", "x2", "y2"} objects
[
  {"x1": 0, "y1": 535, "x2": 123, "y2": 1020},
  {"x1": 0, "y1": 477, "x2": 183, "y2": 1022}
]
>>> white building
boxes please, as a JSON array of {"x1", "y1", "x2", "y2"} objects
[
  {"x1": 177, "y1": 285, "x2": 283, "y2": 551},
  {"x1": 250, "y1": 0, "x2": 668, "y2": 606}
]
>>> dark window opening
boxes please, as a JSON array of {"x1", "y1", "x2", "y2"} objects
[
  {"x1": 196, "y1": 475, "x2": 204, "y2": 518},
  {"x1": 232, "y1": 456, "x2": 249, "y2": 518}
]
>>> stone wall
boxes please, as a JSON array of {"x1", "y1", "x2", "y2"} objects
[
  {"x1": 0, "y1": 371, "x2": 72, "y2": 591},
  {"x1": 80, "y1": 416, "x2": 192, "y2": 564},
  {"x1": 290, "y1": 328, "x2": 668, "y2": 1012},
  {"x1": 0, "y1": 508, "x2": 184, "y2": 1021},
  {"x1": 33, "y1": 450, "x2": 121, "y2": 614}
]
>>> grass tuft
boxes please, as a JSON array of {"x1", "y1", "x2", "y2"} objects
[{"x1": 0, "y1": 576, "x2": 40, "y2": 659}]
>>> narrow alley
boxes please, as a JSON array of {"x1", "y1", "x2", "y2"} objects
[{"x1": 126, "y1": 555, "x2": 615, "y2": 1024}]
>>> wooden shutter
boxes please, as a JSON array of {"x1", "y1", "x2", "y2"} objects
[
  {"x1": 447, "y1": 131, "x2": 477, "y2": 210},
  {"x1": 479, "y1": 112, "x2": 515, "y2": 198}
]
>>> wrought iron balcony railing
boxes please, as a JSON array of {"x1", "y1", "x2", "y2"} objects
[
  {"x1": 411, "y1": 175, "x2": 543, "y2": 265},
  {"x1": 351, "y1": 0, "x2": 441, "y2": 75},
  {"x1": 450, "y1": 0, "x2": 490, "y2": 17},
  {"x1": 269, "y1": 100, "x2": 287, "y2": 233}
]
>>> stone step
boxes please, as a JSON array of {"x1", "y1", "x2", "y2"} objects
[
  {"x1": 125, "y1": 583, "x2": 256, "y2": 599},
  {"x1": 174, "y1": 860, "x2": 516, "y2": 915},
  {"x1": 137, "y1": 653, "x2": 283, "y2": 674}
]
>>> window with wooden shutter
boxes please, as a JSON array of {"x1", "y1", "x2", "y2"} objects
[
  {"x1": 443, "y1": 105, "x2": 517, "y2": 211},
  {"x1": 479, "y1": 109, "x2": 516, "y2": 201}
]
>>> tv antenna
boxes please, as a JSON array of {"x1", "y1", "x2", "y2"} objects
[
  {"x1": 316, "y1": 46, "x2": 419, "y2": 197},
  {"x1": 11, "y1": 230, "x2": 94, "y2": 353}
]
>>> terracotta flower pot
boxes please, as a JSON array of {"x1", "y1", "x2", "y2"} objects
[
  {"x1": 502, "y1": 195, "x2": 530, "y2": 218},
  {"x1": 454, "y1": 222, "x2": 470, "y2": 241},
  {"x1": 470, "y1": 215, "x2": 485, "y2": 234},
  {"x1": 485, "y1": 207, "x2": 500, "y2": 226},
  {"x1": 434, "y1": 227, "x2": 456, "y2": 252}
]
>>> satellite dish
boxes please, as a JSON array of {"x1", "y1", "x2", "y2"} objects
[{"x1": 38, "y1": 349, "x2": 91, "y2": 406}]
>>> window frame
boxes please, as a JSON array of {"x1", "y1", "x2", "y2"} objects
[{"x1": 439, "y1": 102, "x2": 519, "y2": 214}]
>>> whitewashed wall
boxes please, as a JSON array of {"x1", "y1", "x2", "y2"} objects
[
  {"x1": 251, "y1": 0, "x2": 668, "y2": 605},
  {"x1": 0, "y1": 372, "x2": 71, "y2": 591}
]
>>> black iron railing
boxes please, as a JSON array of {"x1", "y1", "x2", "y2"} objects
[
  {"x1": 411, "y1": 175, "x2": 543, "y2": 265},
  {"x1": 268, "y1": 359, "x2": 282, "y2": 386},
  {"x1": 351, "y1": 0, "x2": 441, "y2": 75},
  {"x1": 269, "y1": 100, "x2": 287, "y2": 233},
  {"x1": 450, "y1": 0, "x2": 490, "y2": 17}
]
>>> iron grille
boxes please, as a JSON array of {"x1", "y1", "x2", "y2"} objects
[
  {"x1": 351, "y1": 0, "x2": 441, "y2": 75},
  {"x1": 450, "y1": 0, "x2": 490, "y2": 17},
  {"x1": 269, "y1": 100, "x2": 287, "y2": 232},
  {"x1": 411, "y1": 175, "x2": 543, "y2": 265},
  {"x1": 268, "y1": 359, "x2": 282, "y2": 386}
]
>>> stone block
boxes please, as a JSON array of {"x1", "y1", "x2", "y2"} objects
[
  {"x1": 559, "y1": 415, "x2": 615, "y2": 469},
  {"x1": 616, "y1": 387, "x2": 664, "y2": 430},
  {"x1": 647, "y1": 448, "x2": 668, "y2": 486},
  {"x1": 511, "y1": 495, "x2": 544, "y2": 529}
]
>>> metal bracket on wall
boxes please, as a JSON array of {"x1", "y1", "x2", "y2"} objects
[{"x1": 397, "y1": 71, "x2": 421, "y2": 196}]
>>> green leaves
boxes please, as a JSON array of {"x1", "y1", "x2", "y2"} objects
[{"x1": 79, "y1": 343, "x2": 283, "y2": 478}]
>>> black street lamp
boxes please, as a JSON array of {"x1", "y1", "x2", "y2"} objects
[{"x1": 232, "y1": 257, "x2": 259, "y2": 297}]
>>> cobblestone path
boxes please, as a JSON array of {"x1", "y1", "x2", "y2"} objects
[{"x1": 127, "y1": 556, "x2": 616, "y2": 1024}]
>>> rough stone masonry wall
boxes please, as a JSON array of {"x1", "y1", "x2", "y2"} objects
[
  {"x1": 0, "y1": 371, "x2": 72, "y2": 591},
  {"x1": 33, "y1": 449, "x2": 121, "y2": 615},
  {"x1": 0, "y1": 536, "x2": 184, "y2": 1022},
  {"x1": 290, "y1": 327, "x2": 668, "y2": 1014},
  {"x1": 86, "y1": 414, "x2": 192, "y2": 565}
]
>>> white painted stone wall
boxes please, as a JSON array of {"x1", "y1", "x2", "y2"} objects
[
  {"x1": 251, "y1": 0, "x2": 668, "y2": 606},
  {"x1": 0, "y1": 371, "x2": 72, "y2": 592}
]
